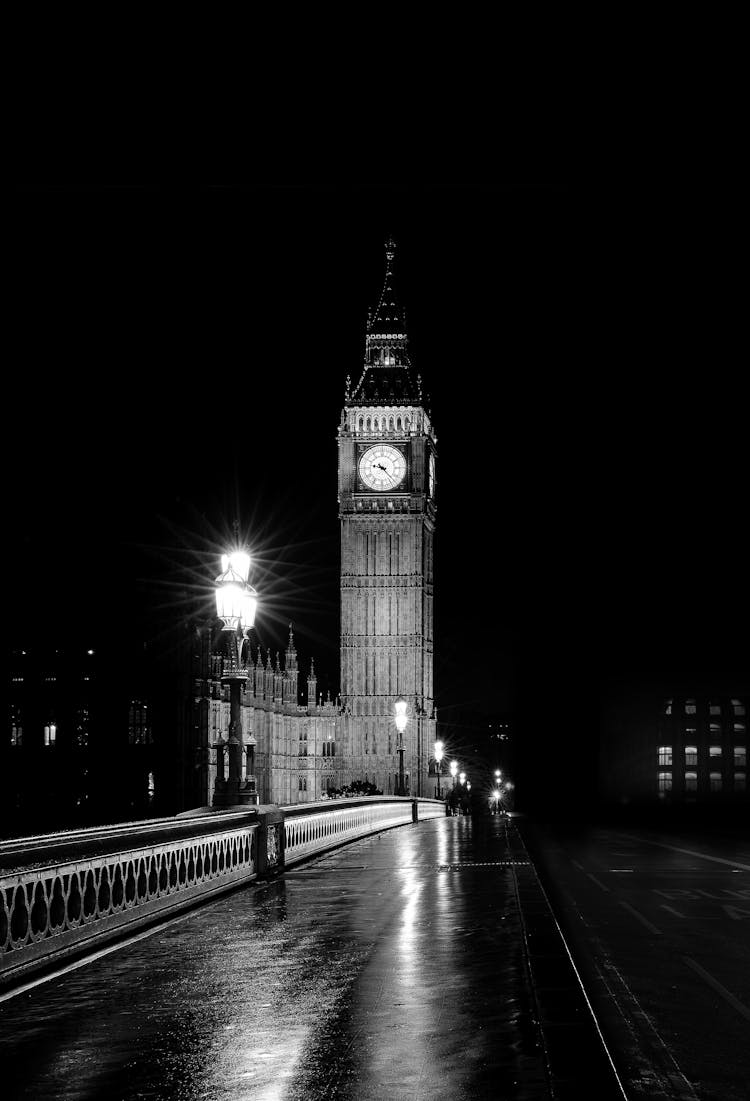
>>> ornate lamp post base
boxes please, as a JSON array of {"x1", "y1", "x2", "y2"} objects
[{"x1": 213, "y1": 777, "x2": 259, "y2": 808}]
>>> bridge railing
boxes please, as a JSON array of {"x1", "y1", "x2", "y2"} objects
[
  {"x1": 283, "y1": 796, "x2": 445, "y2": 867},
  {"x1": 1, "y1": 797, "x2": 443, "y2": 990}
]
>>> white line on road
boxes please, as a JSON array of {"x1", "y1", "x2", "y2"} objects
[
  {"x1": 619, "y1": 900, "x2": 662, "y2": 935},
  {"x1": 571, "y1": 859, "x2": 584, "y2": 870},
  {"x1": 587, "y1": 873, "x2": 610, "y2": 893},
  {"x1": 659, "y1": 904, "x2": 686, "y2": 918},
  {"x1": 616, "y1": 833, "x2": 750, "y2": 872},
  {"x1": 683, "y1": 957, "x2": 750, "y2": 1022}
]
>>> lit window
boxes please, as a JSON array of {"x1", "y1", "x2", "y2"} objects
[
  {"x1": 44, "y1": 722, "x2": 57, "y2": 746},
  {"x1": 709, "y1": 772, "x2": 722, "y2": 792},
  {"x1": 709, "y1": 722, "x2": 721, "y2": 736},
  {"x1": 664, "y1": 699, "x2": 673, "y2": 715},
  {"x1": 685, "y1": 699, "x2": 697, "y2": 715},
  {"x1": 685, "y1": 746, "x2": 698, "y2": 766},
  {"x1": 685, "y1": 727, "x2": 697, "y2": 738},
  {"x1": 732, "y1": 699, "x2": 746, "y2": 716},
  {"x1": 734, "y1": 747, "x2": 747, "y2": 767},
  {"x1": 709, "y1": 745, "x2": 722, "y2": 759},
  {"x1": 128, "y1": 700, "x2": 152, "y2": 745},
  {"x1": 735, "y1": 772, "x2": 747, "y2": 791},
  {"x1": 710, "y1": 702, "x2": 721, "y2": 716},
  {"x1": 734, "y1": 722, "x2": 747, "y2": 736},
  {"x1": 658, "y1": 746, "x2": 672, "y2": 766},
  {"x1": 685, "y1": 771, "x2": 698, "y2": 792},
  {"x1": 658, "y1": 771, "x2": 672, "y2": 791},
  {"x1": 147, "y1": 772, "x2": 155, "y2": 800}
]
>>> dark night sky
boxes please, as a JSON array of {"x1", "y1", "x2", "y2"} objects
[{"x1": 8, "y1": 187, "x2": 748, "y2": 794}]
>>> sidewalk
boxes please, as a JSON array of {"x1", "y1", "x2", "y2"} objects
[{"x1": 1, "y1": 814, "x2": 622, "y2": 1100}]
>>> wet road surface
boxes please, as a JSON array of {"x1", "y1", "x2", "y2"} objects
[
  {"x1": 1, "y1": 816, "x2": 621, "y2": 1100},
  {"x1": 520, "y1": 821, "x2": 750, "y2": 1101}
]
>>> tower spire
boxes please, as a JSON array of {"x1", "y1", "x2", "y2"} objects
[{"x1": 349, "y1": 237, "x2": 419, "y2": 403}]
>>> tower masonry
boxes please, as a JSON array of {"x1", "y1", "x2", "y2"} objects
[{"x1": 337, "y1": 238, "x2": 437, "y2": 796}]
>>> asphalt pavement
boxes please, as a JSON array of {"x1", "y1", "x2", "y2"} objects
[{"x1": 0, "y1": 814, "x2": 625, "y2": 1100}]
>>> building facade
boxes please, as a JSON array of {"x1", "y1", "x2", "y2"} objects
[
  {"x1": 600, "y1": 683, "x2": 748, "y2": 811},
  {"x1": 191, "y1": 239, "x2": 437, "y2": 806}
]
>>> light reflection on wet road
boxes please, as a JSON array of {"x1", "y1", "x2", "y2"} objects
[{"x1": 2, "y1": 817, "x2": 551, "y2": 1100}]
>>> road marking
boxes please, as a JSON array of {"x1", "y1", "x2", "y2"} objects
[
  {"x1": 571, "y1": 859, "x2": 585, "y2": 870},
  {"x1": 683, "y1": 957, "x2": 750, "y2": 1022},
  {"x1": 619, "y1": 901, "x2": 662, "y2": 935},
  {"x1": 659, "y1": 904, "x2": 686, "y2": 918},
  {"x1": 608, "y1": 868, "x2": 634, "y2": 872},
  {"x1": 616, "y1": 833, "x2": 750, "y2": 872},
  {"x1": 722, "y1": 905, "x2": 750, "y2": 920},
  {"x1": 587, "y1": 873, "x2": 610, "y2": 893}
]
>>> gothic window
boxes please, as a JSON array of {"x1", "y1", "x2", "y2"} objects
[
  {"x1": 389, "y1": 416, "x2": 394, "y2": 430},
  {"x1": 358, "y1": 416, "x2": 364, "y2": 431},
  {"x1": 44, "y1": 722, "x2": 57, "y2": 746},
  {"x1": 388, "y1": 733, "x2": 392, "y2": 755},
  {"x1": 685, "y1": 699, "x2": 697, "y2": 715},
  {"x1": 709, "y1": 722, "x2": 721, "y2": 736},
  {"x1": 664, "y1": 699, "x2": 673, "y2": 715},
  {"x1": 658, "y1": 771, "x2": 672, "y2": 791},
  {"x1": 709, "y1": 745, "x2": 722, "y2": 760},
  {"x1": 147, "y1": 772, "x2": 155, "y2": 800},
  {"x1": 735, "y1": 772, "x2": 747, "y2": 791},
  {"x1": 734, "y1": 746, "x2": 747, "y2": 767},
  {"x1": 685, "y1": 746, "x2": 698, "y2": 766},
  {"x1": 685, "y1": 771, "x2": 698, "y2": 792},
  {"x1": 366, "y1": 417, "x2": 371, "y2": 431},
  {"x1": 735, "y1": 722, "x2": 747, "y2": 735},
  {"x1": 710, "y1": 701, "x2": 721, "y2": 715},
  {"x1": 397, "y1": 416, "x2": 402, "y2": 430},
  {"x1": 658, "y1": 746, "x2": 672, "y2": 766},
  {"x1": 709, "y1": 772, "x2": 722, "y2": 792},
  {"x1": 404, "y1": 416, "x2": 410, "y2": 432},
  {"x1": 732, "y1": 699, "x2": 746, "y2": 715},
  {"x1": 128, "y1": 700, "x2": 151, "y2": 745}
]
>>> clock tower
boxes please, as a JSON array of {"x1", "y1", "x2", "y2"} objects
[{"x1": 338, "y1": 239, "x2": 437, "y2": 796}]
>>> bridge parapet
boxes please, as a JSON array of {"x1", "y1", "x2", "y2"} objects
[
  {"x1": 283, "y1": 797, "x2": 444, "y2": 867},
  {"x1": 1, "y1": 798, "x2": 443, "y2": 991},
  {"x1": 0, "y1": 810, "x2": 259, "y2": 990}
]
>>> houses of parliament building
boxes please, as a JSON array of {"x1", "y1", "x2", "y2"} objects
[{"x1": 191, "y1": 240, "x2": 439, "y2": 807}]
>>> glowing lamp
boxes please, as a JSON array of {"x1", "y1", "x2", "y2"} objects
[{"x1": 394, "y1": 698, "x2": 408, "y2": 733}]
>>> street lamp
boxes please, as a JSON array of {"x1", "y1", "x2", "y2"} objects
[
  {"x1": 449, "y1": 760, "x2": 458, "y2": 787},
  {"x1": 434, "y1": 740, "x2": 444, "y2": 799},
  {"x1": 394, "y1": 698, "x2": 408, "y2": 796},
  {"x1": 213, "y1": 548, "x2": 259, "y2": 808}
]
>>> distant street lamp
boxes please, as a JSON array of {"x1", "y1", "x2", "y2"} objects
[
  {"x1": 394, "y1": 698, "x2": 408, "y2": 796},
  {"x1": 213, "y1": 549, "x2": 259, "y2": 808},
  {"x1": 450, "y1": 760, "x2": 458, "y2": 788},
  {"x1": 434, "y1": 740, "x2": 444, "y2": 799}
]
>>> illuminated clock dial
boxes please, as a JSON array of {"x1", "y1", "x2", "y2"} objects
[{"x1": 359, "y1": 444, "x2": 406, "y2": 491}]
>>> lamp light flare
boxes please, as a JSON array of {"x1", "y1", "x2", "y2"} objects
[{"x1": 394, "y1": 698, "x2": 408, "y2": 733}]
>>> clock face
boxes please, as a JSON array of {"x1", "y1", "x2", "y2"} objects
[
  {"x1": 359, "y1": 444, "x2": 406, "y2": 491},
  {"x1": 429, "y1": 453, "x2": 436, "y2": 497}
]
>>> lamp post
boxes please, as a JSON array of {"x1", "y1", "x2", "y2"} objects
[
  {"x1": 450, "y1": 760, "x2": 458, "y2": 788},
  {"x1": 434, "y1": 740, "x2": 444, "y2": 799},
  {"x1": 394, "y1": 698, "x2": 408, "y2": 796},
  {"x1": 213, "y1": 549, "x2": 259, "y2": 808}
]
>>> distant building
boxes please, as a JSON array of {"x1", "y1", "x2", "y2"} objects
[
  {"x1": 3, "y1": 645, "x2": 162, "y2": 835},
  {"x1": 187, "y1": 238, "x2": 439, "y2": 807},
  {"x1": 600, "y1": 682, "x2": 748, "y2": 811}
]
